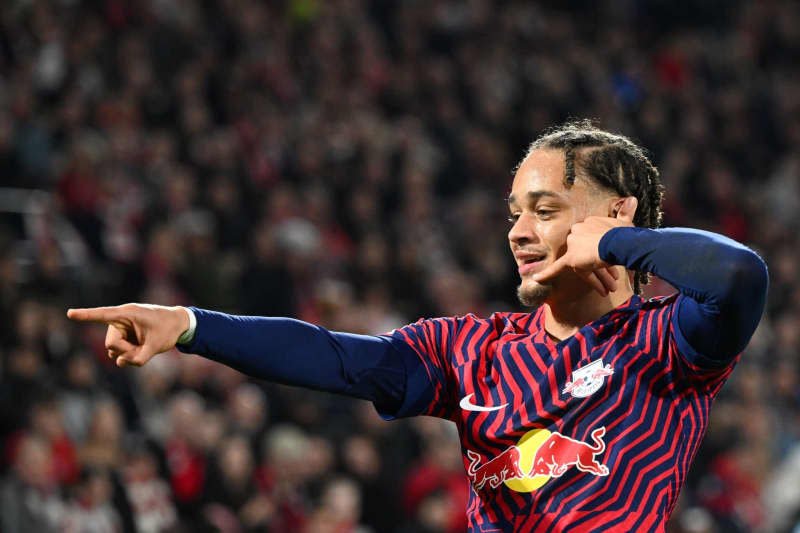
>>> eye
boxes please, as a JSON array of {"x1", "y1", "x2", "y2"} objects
[
  {"x1": 507, "y1": 213, "x2": 520, "y2": 225},
  {"x1": 536, "y1": 209, "x2": 555, "y2": 219}
]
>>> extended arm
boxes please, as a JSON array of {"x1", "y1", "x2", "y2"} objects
[
  {"x1": 65, "y1": 303, "x2": 432, "y2": 417},
  {"x1": 599, "y1": 226, "x2": 769, "y2": 362},
  {"x1": 175, "y1": 308, "x2": 426, "y2": 414}
]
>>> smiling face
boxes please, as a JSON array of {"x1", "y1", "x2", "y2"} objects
[{"x1": 508, "y1": 149, "x2": 614, "y2": 307}]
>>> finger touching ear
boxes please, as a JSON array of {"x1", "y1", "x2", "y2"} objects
[{"x1": 615, "y1": 196, "x2": 638, "y2": 223}]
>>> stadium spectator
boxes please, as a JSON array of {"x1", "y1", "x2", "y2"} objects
[{"x1": 0, "y1": 433, "x2": 66, "y2": 532}]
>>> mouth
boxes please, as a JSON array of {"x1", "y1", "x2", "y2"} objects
[{"x1": 517, "y1": 254, "x2": 547, "y2": 276}]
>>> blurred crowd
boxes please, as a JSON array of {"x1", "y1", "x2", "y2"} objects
[{"x1": 1, "y1": 0, "x2": 799, "y2": 532}]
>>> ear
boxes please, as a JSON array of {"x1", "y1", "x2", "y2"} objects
[
  {"x1": 614, "y1": 196, "x2": 638, "y2": 223},
  {"x1": 609, "y1": 197, "x2": 627, "y2": 218}
]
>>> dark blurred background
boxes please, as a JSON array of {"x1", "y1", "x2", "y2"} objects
[{"x1": 1, "y1": 1, "x2": 798, "y2": 532}]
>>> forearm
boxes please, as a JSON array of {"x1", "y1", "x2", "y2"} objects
[
  {"x1": 599, "y1": 227, "x2": 768, "y2": 358},
  {"x1": 176, "y1": 308, "x2": 413, "y2": 411}
]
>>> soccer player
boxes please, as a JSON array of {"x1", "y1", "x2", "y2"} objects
[{"x1": 68, "y1": 121, "x2": 768, "y2": 532}]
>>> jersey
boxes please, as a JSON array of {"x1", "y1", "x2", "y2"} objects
[{"x1": 387, "y1": 294, "x2": 738, "y2": 533}]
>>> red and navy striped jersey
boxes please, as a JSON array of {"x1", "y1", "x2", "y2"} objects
[{"x1": 389, "y1": 294, "x2": 738, "y2": 533}]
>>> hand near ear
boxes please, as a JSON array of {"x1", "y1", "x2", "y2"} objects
[{"x1": 533, "y1": 197, "x2": 637, "y2": 296}]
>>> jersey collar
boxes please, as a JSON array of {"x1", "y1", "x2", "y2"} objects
[{"x1": 535, "y1": 294, "x2": 644, "y2": 346}]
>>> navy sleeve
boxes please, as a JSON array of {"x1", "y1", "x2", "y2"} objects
[
  {"x1": 386, "y1": 317, "x2": 461, "y2": 420},
  {"x1": 175, "y1": 308, "x2": 433, "y2": 417},
  {"x1": 599, "y1": 227, "x2": 768, "y2": 364}
]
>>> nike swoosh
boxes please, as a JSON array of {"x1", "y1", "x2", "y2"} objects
[{"x1": 459, "y1": 393, "x2": 508, "y2": 412}]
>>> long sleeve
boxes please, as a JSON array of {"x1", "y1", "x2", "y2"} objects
[
  {"x1": 599, "y1": 227, "x2": 769, "y2": 364},
  {"x1": 175, "y1": 308, "x2": 433, "y2": 417}
]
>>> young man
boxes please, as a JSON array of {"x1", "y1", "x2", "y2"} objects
[{"x1": 68, "y1": 122, "x2": 768, "y2": 532}]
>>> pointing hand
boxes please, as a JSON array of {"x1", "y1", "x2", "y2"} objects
[{"x1": 66, "y1": 304, "x2": 190, "y2": 367}]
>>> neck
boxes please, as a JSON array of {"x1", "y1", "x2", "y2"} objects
[{"x1": 543, "y1": 270, "x2": 634, "y2": 342}]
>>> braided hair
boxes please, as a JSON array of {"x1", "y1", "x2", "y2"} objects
[{"x1": 526, "y1": 119, "x2": 665, "y2": 295}]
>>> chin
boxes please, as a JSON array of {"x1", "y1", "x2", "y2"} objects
[{"x1": 517, "y1": 279, "x2": 552, "y2": 308}]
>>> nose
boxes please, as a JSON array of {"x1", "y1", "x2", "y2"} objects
[{"x1": 508, "y1": 213, "x2": 537, "y2": 247}]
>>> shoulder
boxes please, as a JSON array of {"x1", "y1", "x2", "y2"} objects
[
  {"x1": 640, "y1": 293, "x2": 680, "y2": 311},
  {"x1": 593, "y1": 294, "x2": 678, "y2": 327},
  {"x1": 392, "y1": 311, "x2": 536, "y2": 338},
  {"x1": 590, "y1": 294, "x2": 678, "y2": 340},
  {"x1": 621, "y1": 293, "x2": 681, "y2": 329}
]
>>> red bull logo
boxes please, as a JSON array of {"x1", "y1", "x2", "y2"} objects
[
  {"x1": 466, "y1": 426, "x2": 609, "y2": 493},
  {"x1": 466, "y1": 446, "x2": 526, "y2": 490},
  {"x1": 529, "y1": 427, "x2": 609, "y2": 477}
]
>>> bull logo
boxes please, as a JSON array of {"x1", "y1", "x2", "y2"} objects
[
  {"x1": 466, "y1": 447, "x2": 526, "y2": 490},
  {"x1": 529, "y1": 427, "x2": 609, "y2": 477},
  {"x1": 466, "y1": 426, "x2": 609, "y2": 493}
]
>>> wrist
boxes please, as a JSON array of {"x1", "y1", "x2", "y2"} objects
[
  {"x1": 599, "y1": 226, "x2": 637, "y2": 265},
  {"x1": 175, "y1": 307, "x2": 196, "y2": 345}
]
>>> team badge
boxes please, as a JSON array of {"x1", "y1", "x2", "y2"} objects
[{"x1": 562, "y1": 359, "x2": 614, "y2": 398}]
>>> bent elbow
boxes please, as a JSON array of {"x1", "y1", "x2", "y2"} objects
[{"x1": 720, "y1": 248, "x2": 769, "y2": 316}]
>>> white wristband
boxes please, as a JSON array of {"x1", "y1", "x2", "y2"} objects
[{"x1": 176, "y1": 307, "x2": 197, "y2": 345}]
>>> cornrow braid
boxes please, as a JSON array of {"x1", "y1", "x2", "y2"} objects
[{"x1": 526, "y1": 119, "x2": 665, "y2": 294}]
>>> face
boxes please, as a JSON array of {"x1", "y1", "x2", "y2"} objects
[{"x1": 508, "y1": 149, "x2": 610, "y2": 307}]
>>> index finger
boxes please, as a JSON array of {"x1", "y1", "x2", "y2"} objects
[
  {"x1": 532, "y1": 256, "x2": 568, "y2": 283},
  {"x1": 66, "y1": 307, "x2": 123, "y2": 324}
]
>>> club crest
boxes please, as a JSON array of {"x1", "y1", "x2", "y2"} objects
[{"x1": 562, "y1": 359, "x2": 614, "y2": 398}]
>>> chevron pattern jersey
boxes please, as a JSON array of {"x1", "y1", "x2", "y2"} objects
[{"x1": 390, "y1": 294, "x2": 737, "y2": 533}]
